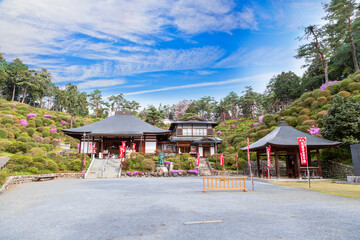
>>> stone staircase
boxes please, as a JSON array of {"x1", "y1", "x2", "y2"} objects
[
  {"x1": 85, "y1": 158, "x2": 122, "y2": 179},
  {"x1": 198, "y1": 158, "x2": 212, "y2": 176}
]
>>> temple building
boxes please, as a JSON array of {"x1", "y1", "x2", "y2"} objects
[{"x1": 62, "y1": 112, "x2": 221, "y2": 158}]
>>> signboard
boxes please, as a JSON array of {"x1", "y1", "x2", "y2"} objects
[
  {"x1": 236, "y1": 152, "x2": 239, "y2": 168},
  {"x1": 247, "y1": 138, "x2": 251, "y2": 166},
  {"x1": 119, "y1": 146, "x2": 125, "y2": 161},
  {"x1": 220, "y1": 153, "x2": 224, "y2": 166},
  {"x1": 266, "y1": 147, "x2": 271, "y2": 169},
  {"x1": 122, "y1": 141, "x2": 126, "y2": 147},
  {"x1": 92, "y1": 142, "x2": 96, "y2": 154},
  {"x1": 80, "y1": 141, "x2": 93, "y2": 154},
  {"x1": 298, "y1": 137, "x2": 308, "y2": 165},
  {"x1": 197, "y1": 153, "x2": 200, "y2": 166},
  {"x1": 132, "y1": 143, "x2": 136, "y2": 152}
]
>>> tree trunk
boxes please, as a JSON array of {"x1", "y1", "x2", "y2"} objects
[
  {"x1": 12, "y1": 84, "x2": 16, "y2": 102},
  {"x1": 70, "y1": 112, "x2": 73, "y2": 128},
  {"x1": 95, "y1": 101, "x2": 99, "y2": 119},
  {"x1": 348, "y1": 18, "x2": 359, "y2": 72},
  {"x1": 21, "y1": 86, "x2": 29, "y2": 103},
  {"x1": 310, "y1": 28, "x2": 329, "y2": 85},
  {"x1": 324, "y1": 60, "x2": 329, "y2": 86}
]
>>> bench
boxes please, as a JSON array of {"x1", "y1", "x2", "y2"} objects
[{"x1": 33, "y1": 176, "x2": 57, "y2": 182}]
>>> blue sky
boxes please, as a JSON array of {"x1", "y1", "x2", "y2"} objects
[{"x1": 0, "y1": 0, "x2": 325, "y2": 107}]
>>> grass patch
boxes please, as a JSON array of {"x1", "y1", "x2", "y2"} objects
[
  {"x1": 0, "y1": 152, "x2": 13, "y2": 157},
  {"x1": 273, "y1": 181, "x2": 360, "y2": 199}
]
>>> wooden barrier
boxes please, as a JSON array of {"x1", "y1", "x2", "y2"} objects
[{"x1": 201, "y1": 176, "x2": 248, "y2": 193}]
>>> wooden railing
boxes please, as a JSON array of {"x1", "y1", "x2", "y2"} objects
[{"x1": 201, "y1": 176, "x2": 248, "y2": 193}]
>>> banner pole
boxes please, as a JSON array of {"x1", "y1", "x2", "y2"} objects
[
  {"x1": 247, "y1": 138, "x2": 254, "y2": 191},
  {"x1": 307, "y1": 138, "x2": 311, "y2": 188}
]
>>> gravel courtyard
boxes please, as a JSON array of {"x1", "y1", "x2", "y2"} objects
[{"x1": 0, "y1": 177, "x2": 359, "y2": 240}]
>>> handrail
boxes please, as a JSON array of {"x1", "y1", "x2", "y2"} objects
[{"x1": 201, "y1": 176, "x2": 248, "y2": 193}]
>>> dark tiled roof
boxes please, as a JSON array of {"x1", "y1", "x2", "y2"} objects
[
  {"x1": 171, "y1": 136, "x2": 222, "y2": 144},
  {"x1": 241, "y1": 119, "x2": 341, "y2": 151},
  {"x1": 62, "y1": 112, "x2": 170, "y2": 137}
]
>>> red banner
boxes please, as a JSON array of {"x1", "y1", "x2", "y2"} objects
[
  {"x1": 197, "y1": 153, "x2": 200, "y2": 166},
  {"x1": 132, "y1": 143, "x2": 136, "y2": 152},
  {"x1": 298, "y1": 137, "x2": 308, "y2": 165},
  {"x1": 247, "y1": 138, "x2": 251, "y2": 166},
  {"x1": 119, "y1": 146, "x2": 124, "y2": 160},
  {"x1": 266, "y1": 147, "x2": 271, "y2": 169},
  {"x1": 88, "y1": 142, "x2": 92, "y2": 153},
  {"x1": 220, "y1": 153, "x2": 224, "y2": 166},
  {"x1": 236, "y1": 152, "x2": 239, "y2": 168},
  {"x1": 92, "y1": 142, "x2": 96, "y2": 154},
  {"x1": 122, "y1": 141, "x2": 126, "y2": 147}
]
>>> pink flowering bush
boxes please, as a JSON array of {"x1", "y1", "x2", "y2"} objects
[
  {"x1": 43, "y1": 114, "x2": 52, "y2": 118},
  {"x1": 20, "y1": 119, "x2": 28, "y2": 126},
  {"x1": 188, "y1": 169, "x2": 198, "y2": 174},
  {"x1": 49, "y1": 128, "x2": 57, "y2": 133},
  {"x1": 308, "y1": 125, "x2": 321, "y2": 136},
  {"x1": 231, "y1": 124, "x2": 236, "y2": 127},
  {"x1": 217, "y1": 131, "x2": 222, "y2": 135},
  {"x1": 27, "y1": 113, "x2": 37, "y2": 119},
  {"x1": 320, "y1": 81, "x2": 340, "y2": 90},
  {"x1": 253, "y1": 122, "x2": 260, "y2": 126},
  {"x1": 164, "y1": 161, "x2": 170, "y2": 164},
  {"x1": 5, "y1": 114, "x2": 13, "y2": 118},
  {"x1": 170, "y1": 170, "x2": 186, "y2": 173},
  {"x1": 259, "y1": 115, "x2": 264, "y2": 123},
  {"x1": 61, "y1": 120, "x2": 67, "y2": 126}
]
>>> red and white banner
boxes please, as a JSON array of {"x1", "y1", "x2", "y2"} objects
[
  {"x1": 196, "y1": 153, "x2": 200, "y2": 166},
  {"x1": 88, "y1": 142, "x2": 92, "y2": 153},
  {"x1": 122, "y1": 141, "x2": 126, "y2": 147},
  {"x1": 247, "y1": 138, "x2": 251, "y2": 166},
  {"x1": 92, "y1": 142, "x2": 96, "y2": 154},
  {"x1": 220, "y1": 153, "x2": 224, "y2": 166},
  {"x1": 298, "y1": 137, "x2": 308, "y2": 165},
  {"x1": 132, "y1": 143, "x2": 136, "y2": 152},
  {"x1": 119, "y1": 146, "x2": 125, "y2": 161},
  {"x1": 266, "y1": 147, "x2": 271, "y2": 169},
  {"x1": 236, "y1": 152, "x2": 239, "y2": 168}
]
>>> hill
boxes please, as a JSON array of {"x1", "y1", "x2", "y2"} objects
[{"x1": 215, "y1": 72, "x2": 360, "y2": 166}]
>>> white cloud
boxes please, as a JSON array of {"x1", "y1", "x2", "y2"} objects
[
  {"x1": 124, "y1": 72, "x2": 275, "y2": 95},
  {"x1": 77, "y1": 79, "x2": 126, "y2": 90}
]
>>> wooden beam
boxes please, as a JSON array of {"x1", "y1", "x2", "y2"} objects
[
  {"x1": 256, "y1": 151, "x2": 261, "y2": 177},
  {"x1": 275, "y1": 149, "x2": 280, "y2": 179},
  {"x1": 317, "y1": 149, "x2": 322, "y2": 178}
]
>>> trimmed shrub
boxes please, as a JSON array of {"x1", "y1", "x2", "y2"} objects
[
  {"x1": 50, "y1": 132, "x2": 60, "y2": 138},
  {"x1": 0, "y1": 129, "x2": 8, "y2": 139},
  {"x1": 297, "y1": 115, "x2": 309, "y2": 125},
  {"x1": 311, "y1": 89, "x2": 321, "y2": 99},
  {"x1": 337, "y1": 91, "x2": 351, "y2": 99},
  {"x1": 17, "y1": 136, "x2": 31, "y2": 142},
  {"x1": 121, "y1": 159, "x2": 131, "y2": 170},
  {"x1": 354, "y1": 74, "x2": 360, "y2": 82},
  {"x1": 317, "y1": 110, "x2": 328, "y2": 119},
  {"x1": 300, "y1": 92, "x2": 312, "y2": 101},
  {"x1": 326, "y1": 82, "x2": 341, "y2": 94},
  {"x1": 1, "y1": 117, "x2": 13, "y2": 125},
  {"x1": 281, "y1": 109, "x2": 292, "y2": 116},
  {"x1": 8, "y1": 132, "x2": 15, "y2": 139},
  {"x1": 141, "y1": 159, "x2": 155, "y2": 172},
  {"x1": 317, "y1": 96, "x2": 327, "y2": 106},
  {"x1": 340, "y1": 78, "x2": 354, "y2": 89},
  {"x1": 311, "y1": 101, "x2": 319, "y2": 109},
  {"x1": 262, "y1": 114, "x2": 276, "y2": 127},
  {"x1": 42, "y1": 131, "x2": 50, "y2": 137},
  {"x1": 299, "y1": 108, "x2": 310, "y2": 115},
  {"x1": 348, "y1": 82, "x2": 360, "y2": 92},
  {"x1": 68, "y1": 159, "x2": 82, "y2": 172},
  {"x1": 303, "y1": 119, "x2": 317, "y2": 126},
  {"x1": 27, "y1": 128, "x2": 35, "y2": 137},
  {"x1": 43, "y1": 118, "x2": 51, "y2": 126},
  {"x1": 284, "y1": 116, "x2": 297, "y2": 127},
  {"x1": 318, "y1": 90, "x2": 331, "y2": 97},
  {"x1": 256, "y1": 129, "x2": 270, "y2": 139},
  {"x1": 296, "y1": 125, "x2": 309, "y2": 133},
  {"x1": 34, "y1": 118, "x2": 43, "y2": 127},
  {"x1": 26, "y1": 167, "x2": 40, "y2": 174},
  {"x1": 304, "y1": 97, "x2": 315, "y2": 106},
  {"x1": 0, "y1": 170, "x2": 9, "y2": 185},
  {"x1": 353, "y1": 95, "x2": 360, "y2": 102}
]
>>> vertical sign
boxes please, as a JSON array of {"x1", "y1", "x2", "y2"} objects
[
  {"x1": 266, "y1": 147, "x2": 271, "y2": 169},
  {"x1": 92, "y1": 142, "x2": 96, "y2": 154},
  {"x1": 298, "y1": 138, "x2": 308, "y2": 165},
  {"x1": 119, "y1": 146, "x2": 124, "y2": 161},
  {"x1": 196, "y1": 153, "x2": 200, "y2": 166},
  {"x1": 236, "y1": 152, "x2": 239, "y2": 168},
  {"x1": 220, "y1": 153, "x2": 224, "y2": 166},
  {"x1": 247, "y1": 138, "x2": 251, "y2": 166},
  {"x1": 132, "y1": 143, "x2": 136, "y2": 152},
  {"x1": 122, "y1": 141, "x2": 126, "y2": 148},
  {"x1": 88, "y1": 142, "x2": 92, "y2": 154}
]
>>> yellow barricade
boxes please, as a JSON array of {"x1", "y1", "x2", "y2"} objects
[{"x1": 201, "y1": 176, "x2": 248, "y2": 193}]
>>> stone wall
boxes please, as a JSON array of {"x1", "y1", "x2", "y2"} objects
[
  {"x1": 321, "y1": 160, "x2": 354, "y2": 179},
  {"x1": 0, "y1": 173, "x2": 84, "y2": 194}
]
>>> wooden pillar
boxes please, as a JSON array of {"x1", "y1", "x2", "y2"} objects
[
  {"x1": 317, "y1": 149, "x2": 322, "y2": 178},
  {"x1": 308, "y1": 149, "x2": 312, "y2": 166},
  {"x1": 256, "y1": 151, "x2": 261, "y2": 177},
  {"x1": 295, "y1": 150, "x2": 301, "y2": 179},
  {"x1": 275, "y1": 149, "x2": 280, "y2": 179}
]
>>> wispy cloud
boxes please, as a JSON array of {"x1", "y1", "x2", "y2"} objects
[
  {"x1": 124, "y1": 73, "x2": 275, "y2": 96},
  {"x1": 77, "y1": 79, "x2": 126, "y2": 90}
]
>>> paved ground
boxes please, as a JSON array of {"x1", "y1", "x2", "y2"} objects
[{"x1": 0, "y1": 177, "x2": 359, "y2": 240}]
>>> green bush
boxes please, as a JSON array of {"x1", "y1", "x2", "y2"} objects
[
  {"x1": 296, "y1": 125, "x2": 309, "y2": 133},
  {"x1": 297, "y1": 115, "x2": 309, "y2": 125},
  {"x1": 45, "y1": 160, "x2": 58, "y2": 172},
  {"x1": 34, "y1": 118, "x2": 43, "y2": 127},
  {"x1": 340, "y1": 78, "x2": 354, "y2": 88},
  {"x1": 299, "y1": 108, "x2": 310, "y2": 115},
  {"x1": 304, "y1": 97, "x2": 315, "y2": 106},
  {"x1": 311, "y1": 101, "x2": 319, "y2": 109},
  {"x1": 354, "y1": 74, "x2": 360, "y2": 82},
  {"x1": 318, "y1": 90, "x2": 331, "y2": 97},
  {"x1": 311, "y1": 89, "x2": 321, "y2": 99},
  {"x1": 300, "y1": 92, "x2": 312, "y2": 101},
  {"x1": 7, "y1": 141, "x2": 28, "y2": 153},
  {"x1": 42, "y1": 131, "x2": 50, "y2": 137},
  {"x1": 29, "y1": 147, "x2": 46, "y2": 156},
  {"x1": 262, "y1": 114, "x2": 276, "y2": 127},
  {"x1": 337, "y1": 91, "x2": 351, "y2": 99},
  {"x1": 1, "y1": 117, "x2": 13, "y2": 125},
  {"x1": 43, "y1": 118, "x2": 51, "y2": 126},
  {"x1": 317, "y1": 111, "x2": 328, "y2": 119},
  {"x1": 0, "y1": 169, "x2": 9, "y2": 185},
  {"x1": 303, "y1": 119, "x2": 317, "y2": 126},
  {"x1": 284, "y1": 116, "x2": 297, "y2": 127},
  {"x1": 141, "y1": 159, "x2": 155, "y2": 171},
  {"x1": 353, "y1": 95, "x2": 360, "y2": 102},
  {"x1": 68, "y1": 159, "x2": 82, "y2": 172},
  {"x1": 256, "y1": 129, "x2": 270, "y2": 139},
  {"x1": 50, "y1": 132, "x2": 60, "y2": 138},
  {"x1": 347, "y1": 82, "x2": 360, "y2": 92},
  {"x1": 326, "y1": 82, "x2": 341, "y2": 94},
  {"x1": 17, "y1": 136, "x2": 31, "y2": 143},
  {"x1": 317, "y1": 96, "x2": 327, "y2": 106},
  {"x1": 27, "y1": 128, "x2": 35, "y2": 137},
  {"x1": 0, "y1": 129, "x2": 8, "y2": 139},
  {"x1": 26, "y1": 167, "x2": 40, "y2": 174}
]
